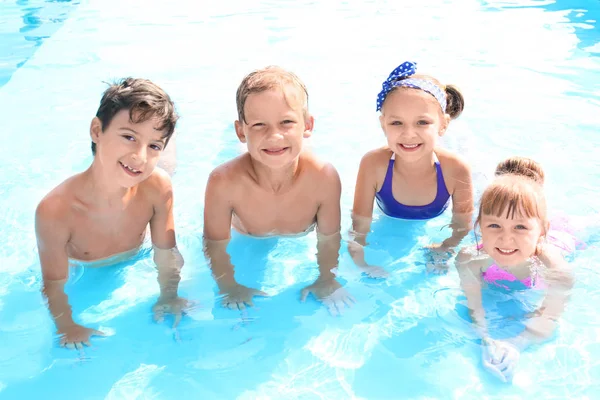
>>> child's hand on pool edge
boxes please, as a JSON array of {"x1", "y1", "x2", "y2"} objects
[
  {"x1": 58, "y1": 323, "x2": 105, "y2": 349},
  {"x1": 152, "y1": 295, "x2": 192, "y2": 328},
  {"x1": 301, "y1": 277, "x2": 356, "y2": 316}
]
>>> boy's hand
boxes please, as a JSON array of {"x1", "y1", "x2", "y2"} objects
[
  {"x1": 58, "y1": 323, "x2": 105, "y2": 349},
  {"x1": 301, "y1": 277, "x2": 355, "y2": 316},
  {"x1": 152, "y1": 296, "x2": 191, "y2": 328},
  {"x1": 357, "y1": 264, "x2": 389, "y2": 279},
  {"x1": 219, "y1": 282, "x2": 268, "y2": 310}
]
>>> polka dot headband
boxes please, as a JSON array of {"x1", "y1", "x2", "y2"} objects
[{"x1": 376, "y1": 61, "x2": 447, "y2": 113}]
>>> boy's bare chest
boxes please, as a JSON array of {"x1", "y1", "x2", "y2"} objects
[
  {"x1": 232, "y1": 188, "x2": 319, "y2": 235},
  {"x1": 66, "y1": 200, "x2": 154, "y2": 261}
]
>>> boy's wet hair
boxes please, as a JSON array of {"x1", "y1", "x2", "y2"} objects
[
  {"x1": 386, "y1": 74, "x2": 465, "y2": 120},
  {"x1": 236, "y1": 66, "x2": 309, "y2": 124},
  {"x1": 494, "y1": 156, "x2": 545, "y2": 185},
  {"x1": 476, "y1": 175, "x2": 548, "y2": 235},
  {"x1": 92, "y1": 77, "x2": 179, "y2": 155}
]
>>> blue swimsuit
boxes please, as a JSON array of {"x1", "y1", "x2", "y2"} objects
[{"x1": 375, "y1": 154, "x2": 451, "y2": 220}]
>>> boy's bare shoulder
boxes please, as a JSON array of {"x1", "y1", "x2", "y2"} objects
[
  {"x1": 140, "y1": 167, "x2": 175, "y2": 204},
  {"x1": 207, "y1": 153, "x2": 251, "y2": 185},
  {"x1": 36, "y1": 174, "x2": 82, "y2": 224},
  {"x1": 299, "y1": 151, "x2": 340, "y2": 184}
]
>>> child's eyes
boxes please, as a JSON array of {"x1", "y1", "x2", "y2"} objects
[
  {"x1": 417, "y1": 120, "x2": 431, "y2": 125},
  {"x1": 282, "y1": 120, "x2": 295, "y2": 125},
  {"x1": 150, "y1": 144, "x2": 163, "y2": 151},
  {"x1": 487, "y1": 224, "x2": 500, "y2": 228},
  {"x1": 515, "y1": 225, "x2": 528, "y2": 230},
  {"x1": 251, "y1": 123, "x2": 265, "y2": 128},
  {"x1": 122, "y1": 135, "x2": 135, "y2": 141},
  {"x1": 390, "y1": 121, "x2": 402, "y2": 126}
]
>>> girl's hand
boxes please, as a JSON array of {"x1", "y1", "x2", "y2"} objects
[
  {"x1": 481, "y1": 338, "x2": 520, "y2": 383},
  {"x1": 423, "y1": 244, "x2": 456, "y2": 275}
]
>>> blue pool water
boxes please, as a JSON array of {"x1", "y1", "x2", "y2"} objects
[{"x1": 1, "y1": 0, "x2": 599, "y2": 398}]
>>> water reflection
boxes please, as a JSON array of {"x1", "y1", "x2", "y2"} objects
[{"x1": 0, "y1": 0, "x2": 80, "y2": 87}]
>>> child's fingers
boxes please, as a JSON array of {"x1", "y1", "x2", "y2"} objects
[
  {"x1": 342, "y1": 297, "x2": 354, "y2": 308},
  {"x1": 172, "y1": 312, "x2": 182, "y2": 329},
  {"x1": 65, "y1": 342, "x2": 75, "y2": 350},
  {"x1": 300, "y1": 288, "x2": 310, "y2": 302},
  {"x1": 153, "y1": 310, "x2": 165, "y2": 323},
  {"x1": 255, "y1": 290, "x2": 269, "y2": 297},
  {"x1": 323, "y1": 299, "x2": 338, "y2": 316},
  {"x1": 482, "y1": 360, "x2": 507, "y2": 382},
  {"x1": 83, "y1": 341, "x2": 92, "y2": 347},
  {"x1": 92, "y1": 329, "x2": 106, "y2": 337}
]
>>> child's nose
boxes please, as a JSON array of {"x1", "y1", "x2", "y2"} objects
[{"x1": 132, "y1": 145, "x2": 147, "y2": 163}]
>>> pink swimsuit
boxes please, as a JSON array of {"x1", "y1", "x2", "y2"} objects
[{"x1": 476, "y1": 243, "x2": 541, "y2": 289}]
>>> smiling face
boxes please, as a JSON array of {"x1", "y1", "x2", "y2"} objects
[
  {"x1": 90, "y1": 109, "x2": 167, "y2": 188},
  {"x1": 480, "y1": 212, "x2": 544, "y2": 266},
  {"x1": 234, "y1": 86, "x2": 313, "y2": 169},
  {"x1": 379, "y1": 88, "x2": 448, "y2": 161},
  {"x1": 477, "y1": 175, "x2": 549, "y2": 267}
]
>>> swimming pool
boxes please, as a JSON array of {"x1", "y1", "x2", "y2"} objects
[{"x1": 0, "y1": 0, "x2": 599, "y2": 398}]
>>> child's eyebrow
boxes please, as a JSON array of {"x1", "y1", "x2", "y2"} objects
[{"x1": 119, "y1": 127, "x2": 139, "y2": 134}]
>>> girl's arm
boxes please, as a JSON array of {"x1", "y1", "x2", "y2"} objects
[
  {"x1": 348, "y1": 152, "x2": 380, "y2": 269},
  {"x1": 508, "y1": 247, "x2": 574, "y2": 351},
  {"x1": 456, "y1": 248, "x2": 489, "y2": 338},
  {"x1": 441, "y1": 158, "x2": 474, "y2": 249}
]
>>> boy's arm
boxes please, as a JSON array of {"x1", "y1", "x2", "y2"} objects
[
  {"x1": 300, "y1": 164, "x2": 355, "y2": 315},
  {"x1": 202, "y1": 169, "x2": 237, "y2": 290},
  {"x1": 36, "y1": 198, "x2": 102, "y2": 346},
  {"x1": 36, "y1": 199, "x2": 74, "y2": 329},
  {"x1": 315, "y1": 163, "x2": 342, "y2": 277},
  {"x1": 509, "y1": 248, "x2": 574, "y2": 351},
  {"x1": 441, "y1": 159, "x2": 474, "y2": 249},
  {"x1": 149, "y1": 171, "x2": 182, "y2": 300}
]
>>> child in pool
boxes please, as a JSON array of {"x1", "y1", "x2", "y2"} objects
[
  {"x1": 494, "y1": 156, "x2": 579, "y2": 254},
  {"x1": 349, "y1": 61, "x2": 474, "y2": 277},
  {"x1": 203, "y1": 66, "x2": 352, "y2": 315},
  {"x1": 35, "y1": 78, "x2": 188, "y2": 349},
  {"x1": 456, "y1": 159, "x2": 574, "y2": 382}
]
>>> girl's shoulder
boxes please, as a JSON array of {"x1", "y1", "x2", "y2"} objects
[
  {"x1": 359, "y1": 146, "x2": 394, "y2": 168},
  {"x1": 434, "y1": 147, "x2": 471, "y2": 177}
]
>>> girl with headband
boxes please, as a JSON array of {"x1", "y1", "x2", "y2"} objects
[{"x1": 349, "y1": 61, "x2": 474, "y2": 277}]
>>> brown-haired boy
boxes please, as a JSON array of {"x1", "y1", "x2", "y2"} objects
[
  {"x1": 36, "y1": 78, "x2": 188, "y2": 349},
  {"x1": 203, "y1": 66, "x2": 353, "y2": 315}
]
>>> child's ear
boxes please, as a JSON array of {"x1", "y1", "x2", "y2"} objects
[
  {"x1": 439, "y1": 114, "x2": 450, "y2": 137},
  {"x1": 90, "y1": 117, "x2": 102, "y2": 143},
  {"x1": 303, "y1": 114, "x2": 314, "y2": 138},
  {"x1": 234, "y1": 120, "x2": 247, "y2": 143}
]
